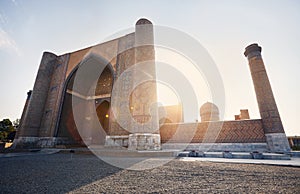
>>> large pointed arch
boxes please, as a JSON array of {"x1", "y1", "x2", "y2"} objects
[{"x1": 55, "y1": 53, "x2": 114, "y2": 145}]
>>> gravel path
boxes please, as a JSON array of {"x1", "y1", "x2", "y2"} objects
[{"x1": 0, "y1": 153, "x2": 299, "y2": 193}]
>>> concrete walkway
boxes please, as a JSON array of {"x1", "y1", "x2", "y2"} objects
[
  {"x1": 1, "y1": 148, "x2": 300, "y2": 167},
  {"x1": 180, "y1": 156, "x2": 300, "y2": 167}
]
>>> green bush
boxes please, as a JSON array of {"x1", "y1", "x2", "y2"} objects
[{"x1": 0, "y1": 119, "x2": 16, "y2": 142}]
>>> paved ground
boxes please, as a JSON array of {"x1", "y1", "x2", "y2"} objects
[
  {"x1": 180, "y1": 156, "x2": 300, "y2": 167},
  {"x1": 0, "y1": 153, "x2": 299, "y2": 193}
]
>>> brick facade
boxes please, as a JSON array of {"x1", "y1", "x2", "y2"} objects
[{"x1": 160, "y1": 119, "x2": 266, "y2": 143}]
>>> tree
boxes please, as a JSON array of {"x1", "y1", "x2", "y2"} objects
[
  {"x1": 0, "y1": 119, "x2": 16, "y2": 142},
  {"x1": 13, "y1": 118, "x2": 20, "y2": 129}
]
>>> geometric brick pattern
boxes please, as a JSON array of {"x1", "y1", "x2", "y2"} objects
[{"x1": 160, "y1": 119, "x2": 266, "y2": 143}]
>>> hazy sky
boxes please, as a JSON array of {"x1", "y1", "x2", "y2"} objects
[{"x1": 0, "y1": 0, "x2": 299, "y2": 136}]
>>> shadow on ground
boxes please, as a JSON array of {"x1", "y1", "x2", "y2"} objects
[{"x1": 0, "y1": 153, "x2": 121, "y2": 193}]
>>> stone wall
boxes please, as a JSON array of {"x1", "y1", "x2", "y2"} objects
[{"x1": 162, "y1": 143, "x2": 268, "y2": 152}]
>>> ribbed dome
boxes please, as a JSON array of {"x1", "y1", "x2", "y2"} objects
[
  {"x1": 136, "y1": 18, "x2": 152, "y2": 25},
  {"x1": 200, "y1": 102, "x2": 220, "y2": 122}
]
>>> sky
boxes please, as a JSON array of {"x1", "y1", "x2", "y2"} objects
[{"x1": 0, "y1": 0, "x2": 299, "y2": 136}]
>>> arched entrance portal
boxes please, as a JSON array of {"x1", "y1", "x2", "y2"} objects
[
  {"x1": 56, "y1": 56, "x2": 114, "y2": 146},
  {"x1": 96, "y1": 100, "x2": 110, "y2": 134}
]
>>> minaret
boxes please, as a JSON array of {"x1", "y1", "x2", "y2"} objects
[
  {"x1": 244, "y1": 43, "x2": 290, "y2": 152},
  {"x1": 127, "y1": 18, "x2": 161, "y2": 150}
]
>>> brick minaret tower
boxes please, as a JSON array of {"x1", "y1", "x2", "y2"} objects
[
  {"x1": 244, "y1": 43, "x2": 290, "y2": 152},
  {"x1": 128, "y1": 19, "x2": 160, "y2": 150}
]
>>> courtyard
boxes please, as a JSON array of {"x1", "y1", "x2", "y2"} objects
[{"x1": 0, "y1": 152, "x2": 299, "y2": 193}]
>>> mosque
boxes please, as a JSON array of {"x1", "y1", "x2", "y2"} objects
[{"x1": 13, "y1": 19, "x2": 290, "y2": 153}]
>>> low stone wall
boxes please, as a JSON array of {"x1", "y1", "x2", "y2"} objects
[
  {"x1": 13, "y1": 137, "x2": 74, "y2": 149},
  {"x1": 160, "y1": 119, "x2": 266, "y2": 144},
  {"x1": 128, "y1": 133, "x2": 161, "y2": 150},
  {"x1": 162, "y1": 143, "x2": 268, "y2": 152},
  {"x1": 105, "y1": 135, "x2": 129, "y2": 147}
]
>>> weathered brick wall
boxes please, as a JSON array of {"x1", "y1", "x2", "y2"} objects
[
  {"x1": 39, "y1": 54, "x2": 69, "y2": 137},
  {"x1": 160, "y1": 119, "x2": 266, "y2": 143},
  {"x1": 18, "y1": 52, "x2": 57, "y2": 137}
]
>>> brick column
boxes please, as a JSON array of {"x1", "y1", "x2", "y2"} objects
[{"x1": 244, "y1": 43, "x2": 290, "y2": 152}]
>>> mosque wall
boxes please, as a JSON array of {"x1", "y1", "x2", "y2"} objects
[{"x1": 160, "y1": 119, "x2": 266, "y2": 143}]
